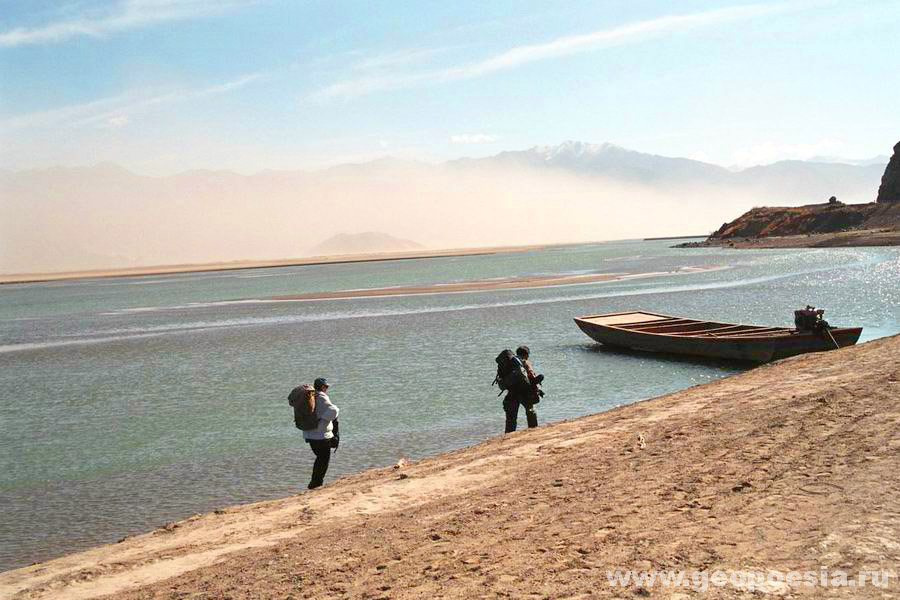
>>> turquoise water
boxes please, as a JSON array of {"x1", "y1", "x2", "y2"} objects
[{"x1": 1, "y1": 240, "x2": 899, "y2": 571}]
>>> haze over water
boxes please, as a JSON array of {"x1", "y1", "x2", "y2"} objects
[{"x1": 2, "y1": 239, "x2": 899, "y2": 571}]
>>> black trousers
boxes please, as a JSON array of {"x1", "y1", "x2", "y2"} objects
[
  {"x1": 504, "y1": 394, "x2": 538, "y2": 433},
  {"x1": 306, "y1": 439, "x2": 332, "y2": 489}
]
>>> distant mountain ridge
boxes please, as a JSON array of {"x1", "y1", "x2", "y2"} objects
[
  {"x1": 308, "y1": 232, "x2": 424, "y2": 256},
  {"x1": 451, "y1": 140, "x2": 731, "y2": 184},
  {"x1": 454, "y1": 140, "x2": 886, "y2": 198},
  {"x1": 8, "y1": 141, "x2": 888, "y2": 196},
  {"x1": 0, "y1": 140, "x2": 891, "y2": 273},
  {"x1": 808, "y1": 155, "x2": 890, "y2": 167}
]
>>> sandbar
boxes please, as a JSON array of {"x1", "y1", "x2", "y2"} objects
[{"x1": 269, "y1": 272, "x2": 628, "y2": 301}]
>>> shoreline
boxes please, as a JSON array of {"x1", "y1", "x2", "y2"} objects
[
  {"x1": 2, "y1": 335, "x2": 897, "y2": 598},
  {"x1": 0, "y1": 244, "x2": 554, "y2": 285},
  {"x1": 676, "y1": 227, "x2": 900, "y2": 249}
]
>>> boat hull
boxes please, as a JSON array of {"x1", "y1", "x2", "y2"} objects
[{"x1": 575, "y1": 313, "x2": 862, "y2": 362}]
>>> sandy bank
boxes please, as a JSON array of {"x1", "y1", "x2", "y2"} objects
[
  {"x1": 2, "y1": 337, "x2": 898, "y2": 599},
  {"x1": 264, "y1": 268, "x2": 723, "y2": 301},
  {"x1": 0, "y1": 245, "x2": 551, "y2": 285},
  {"x1": 677, "y1": 228, "x2": 900, "y2": 249},
  {"x1": 269, "y1": 272, "x2": 628, "y2": 301}
]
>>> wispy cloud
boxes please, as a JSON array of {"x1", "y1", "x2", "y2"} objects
[
  {"x1": 0, "y1": 93, "x2": 132, "y2": 130},
  {"x1": 0, "y1": 73, "x2": 266, "y2": 130},
  {"x1": 351, "y1": 46, "x2": 466, "y2": 72},
  {"x1": 72, "y1": 72, "x2": 267, "y2": 127},
  {"x1": 193, "y1": 72, "x2": 266, "y2": 96},
  {"x1": 0, "y1": 0, "x2": 256, "y2": 47},
  {"x1": 311, "y1": 2, "x2": 789, "y2": 102},
  {"x1": 450, "y1": 134, "x2": 497, "y2": 144}
]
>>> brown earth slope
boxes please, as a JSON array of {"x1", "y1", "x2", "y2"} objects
[
  {"x1": 2, "y1": 336, "x2": 899, "y2": 599},
  {"x1": 710, "y1": 201, "x2": 900, "y2": 240},
  {"x1": 678, "y1": 201, "x2": 900, "y2": 248}
]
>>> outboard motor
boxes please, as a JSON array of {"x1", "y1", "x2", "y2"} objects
[{"x1": 794, "y1": 305, "x2": 830, "y2": 332}]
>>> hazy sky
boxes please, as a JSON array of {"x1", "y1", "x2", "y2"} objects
[{"x1": 1, "y1": 0, "x2": 898, "y2": 174}]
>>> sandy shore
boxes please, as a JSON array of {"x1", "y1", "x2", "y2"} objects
[
  {"x1": 2, "y1": 336, "x2": 898, "y2": 599},
  {"x1": 677, "y1": 228, "x2": 900, "y2": 249},
  {"x1": 0, "y1": 245, "x2": 552, "y2": 285},
  {"x1": 265, "y1": 268, "x2": 722, "y2": 301},
  {"x1": 269, "y1": 273, "x2": 630, "y2": 301}
]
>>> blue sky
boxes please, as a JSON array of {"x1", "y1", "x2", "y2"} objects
[{"x1": 1, "y1": 0, "x2": 898, "y2": 174}]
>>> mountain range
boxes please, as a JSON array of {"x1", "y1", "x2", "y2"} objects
[
  {"x1": 0, "y1": 142, "x2": 889, "y2": 274},
  {"x1": 454, "y1": 141, "x2": 886, "y2": 199},
  {"x1": 308, "y1": 232, "x2": 424, "y2": 256}
]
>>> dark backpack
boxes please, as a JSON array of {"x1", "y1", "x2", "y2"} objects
[
  {"x1": 493, "y1": 349, "x2": 530, "y2": 394},
  {"x1": 288, "y1": 385, "x2": 320, "y2": 431}
]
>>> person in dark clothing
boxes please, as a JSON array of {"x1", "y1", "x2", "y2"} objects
[
  {"x1": 517, "y1": 345, "x2": 545, "y2": 403},
  {"x1": 303, "y1": 378, "x2": 339, "y2": 489},
  {"x1": 504, "y1": 346, "x2": 541, "y2": 432}
]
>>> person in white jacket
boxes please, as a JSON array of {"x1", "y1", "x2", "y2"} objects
[{"x1": 304, "y1": 378, "x2": 339, "y2": 489}]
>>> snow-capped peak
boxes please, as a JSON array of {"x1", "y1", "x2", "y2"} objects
[{"x1": 533, "y1": 141, "x2": 624, "y2": 161}]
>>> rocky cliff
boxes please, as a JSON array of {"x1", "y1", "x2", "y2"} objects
[{"x1": 876, "y1": 141, "x2": 900, "y2": 203}]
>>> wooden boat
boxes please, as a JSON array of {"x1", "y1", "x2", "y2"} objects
[{"x1": 574, "y1": 311, "x2": 862, "y2": 362}]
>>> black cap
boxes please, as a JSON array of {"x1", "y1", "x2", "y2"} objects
[{"x1": 314, "y1": 377, "x2": 329, "y2": 390}]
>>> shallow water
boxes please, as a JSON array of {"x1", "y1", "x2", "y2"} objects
[{"x1": 1, "y1": 239, "x2": 899, "y2": 571}]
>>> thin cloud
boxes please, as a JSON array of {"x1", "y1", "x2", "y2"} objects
[
  {"x1": 351, "y1": 45, "x2": 469, "y2": 72},
  {"x1": 0, "y1": 93, "x2": 132, "y2": 130},
  {"x1": 195, "y1": 72, "x2": 267, "y2": 96},
  {"x1": 353, "y1": 48, "x2": 446, "y2": 71},
  {"x1": 0, "y1": 73, "x2": 266, "y2": 131},
  {"x1": 0, "y1": 0, "x2": 256, "y2": 47},
  {"x1": 312, "y1": 2, "x2": 790, "y2": 101},
  {"x1": 72, "y1": 73, "x2": 267, "y2": 127}
]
